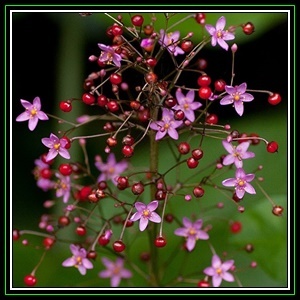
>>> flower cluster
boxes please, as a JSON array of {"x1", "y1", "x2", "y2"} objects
[{"x1": 13, "y1": 12, "x2": 285, "y2": 290}]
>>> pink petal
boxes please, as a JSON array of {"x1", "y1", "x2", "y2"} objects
[
  {"x1": 62, "y1": 257, "x2": 75, "y2": 267},
  {"x1": 241, "y1": 93, "x2": 254, "y2": 102},
  {"x1": 218, "y1": 38, "x2": 229, "y2": 51},
  {"x1": 135, "y1": 202, "x2": 146, "y2": 211},
  {"x1": 20, "y1": 99, "x2": 32, "y2": 109},
  {"x1": 244, "y1": 183, "x2": 256, "y2": 194},
  {"x1": 130, "y1": 211, "x2": 142, "y2": 221},
  {"x1": 237, "y1": 82, "x2": 247, "y2": 93},
  {"x1": 155, "y1": 130, "x2": 167, "y2": 140},
  {"x1": 222, "y1": 155, "x2": 235, "y2": 166},
  {"x1": 203, "y1": 266, "x2": 215, "y2": 276},
  {"x1": 222, "y1": 272, "x2": 235, "y2": 282},
  {"x1": 212, "y1": 275, "x2": 222, "y2": 287},
  {"x1": 58, "y1": 148, "x2": 71, "y2": 159},
  {"x1": 16, "y1": 111, "x2": 30, "y2": 122},
  {"x1": 174, "y1": 228, "x2": 188, "y2": 237},
  {"x1": 147, "y1": 200, "x2": 158, "y2": 211},
  {"x1": 220, "y1": 95, "x2": 234, "y2": 105},
  {"x1": 223, "y1": 32, "x2": 235, "y2": 41},
  {"x1": 182, "y1": 217, "x2": 193, "y2": 228},
  {"x1": 149, "y1": 212, "x2": 161, "y2": 223},
  {"x1": 222, "y1": 140, "x2": 234, "y2": 153},
  {"x1": 77, "y1": 265, "x2": 87, "y2": 275},
  {"x1": 222, "y1": 260, "x2": 234, "y2": 271},
  {"x1": 28, "y1": 117, "x2": 38, "y2": 131},
  {"x1": 186, "y1": 237, "x2": 196, "y2": 251},
  {"x1": 111, "y1": 275, "x2": 121, "y2": 287},
  {"x1": 120, "y1": 269, "x2": 132, "y2": 278},
  {"x1": 222, "y1": 178, "x2": 236, "y2": 187},
  {"x1": 139, "y1": 218, "x2": 149, "y2": 231},
  {"x1": 212, "y1": 254, "x2": 222, "y2": 268},
  {"x1": 193, "y1": 219, "x2": 203, "y2": 229},
  {"x1": 196, "y1": 230, "x2": 209, "y2": 240},
  {"x1": 167, "y1": 127, "x2": 179, "y2": 140},
  {"x1": 32, "y1": 97, "x2": 41, "y2": 110},
  {"x1": 37, "y1": 111, "x2": 49, "y2": 120},
  {"x1": 216, "y1": 16, "x2": 226, "y2": 31},
  {"x1": 205, "y1": 24, "x2": 216, "y2": 35}
]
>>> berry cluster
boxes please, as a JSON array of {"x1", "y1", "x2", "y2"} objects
[{"x1": 13, "y1": 12, "x2": 285, "y2": 289}]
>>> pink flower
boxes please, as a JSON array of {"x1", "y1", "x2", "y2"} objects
[
  {"x1": 205, "y1": 16, "x2": 235, "y2": 51},
  {"x1": 222, "y1": 140, "x2": 255, "y2": 168},
  {"x1": 62, "y1": 244, "x2": 93, "y2": 275},
  {"x1": 55, "y1": 173, "x2": 71, "y2": 203},
  {"x1": 130, "y1": 200, "x2": 161, "y2": 231},
  {"x1": 222, "y1": 168, "x2": 256, "y2": 199},
  {"x1": 33, "y1": 158, "x2": 54, "y2": 191},
  {"x1": 95, "y1": 153, "x2": 128, "y2": 185},
  {"x1": 16, "y1": 96, "x2": 49, "y2": 131},
  {"x1": 173, "y1": 89, "x2": 202, "y2": 122},
  {"x1": 41, "y1": 133, "x2": 71, "y2": 162},
  {"x1": 98, "y1": 43, "x2": 122, "y2": 67},
  {"x1": 203, "y1": 254, "x2": 235, "y2": 287},
  {"x1": 99, "y1": 257, "x2": 132, "y2": 287},
  {"x1": 158, "y1": 29, "x2": 185, "y2": 56},
  {"x1": 220, "y1": 83, "x2": 254, "y2": 116},
  {"x1": 174, "y1": 217, "x2": 209, "y2": 251},
  {"x1": 150, "y1": 108, "x2": 183, "y2": 140}
]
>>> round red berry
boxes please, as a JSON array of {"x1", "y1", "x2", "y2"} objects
[
  {"x1": 197, "y1": 280, "x2": 210, "y2": 287},
  {"x1": 197, "y1": 58, "x2": 208, "y2": 70},
  {"x1": 111, "y1": 24, "x2": 123, "y2": 36},
  {"x1": 131, "y1": 15, "x2": 144, "y2": 27},
  {"x1": 145, "y1": 72, "x2": 158, "y2": 84},
  {"x1": 174, "y1": 109, "x2": 185, "y2": 121},
  {"x1": 87, "y1": 250, "x2": 97, "y2": 260},
  {"x1": 187, "y1": 157, "x2": 199, "y2": 169},
  {"x1": 181, "y1": 40, "x2": 193, "y2": 52},
  {"x1": 13, "y1": 229, "x2": 20, "y2": 241},
  {"x1": 110, "y1": 73, "x2": 122, "y2": 85},
  {"x1": 198, "y1": 86, "x2": 212, "y2": 99},
  {"x1": 40, "y1": 168, "x2": 52, "y2": 179},
  {"x1": 24, "y1": 274, "x2": 37, "y2": 287},
  {"x1": 59, "y1": 163, "x2": 73, "y2": 176},
  {"x1": 164, "y1": 97, "x2": 177, "y2": 108},
  {"x1": 178, "y1": 142, "x2": 190, "y2": 154},
  {"x1": 98, "y1": 234, "x2": 110, "y2": 246},
  {"x1": 272, "y1": 205, "x2": 284, "y2": 216},
  {"x1": 61, "y1": 136, "x2": 71, "y2": 149},
  {"x1": 82, "y1": 93, "x2": 95, "y2": 105},
  {"x1": 107, "y1": 100, "x2": 120, "y2": 112},
  {"x1": 164, "y1": 213, "x2": 174, "y2": 223},
  {"x1": 191, "y1": 148, "x2": 204, "y2": 160},
  {"x1": 154, "y1": 236, "x2": 167, "y2": 247},
  {"x1": 197, "y1": 75, "x2": 211, "y2": 87},
  {"x1": 242, "y1": 22, "x2": 255, "y2": 35},
  {"x1": 76, "y1": 225, "x2": 87, "y2": 236},
  {"x1": 58, "y1": 216, "x2": 70, "y2": 227},
  {"x1": 206, "y1": 113, "x2": 218, "y2": 124},
  {"x1": 155, "y1": 189, "x2": 167, "y2": 201},
  {"x1": 268, "y1": 93, "x2": 282, "y2": 105},
  {"x1": 113, "y1": 240, "x2": 126, "y2": 252},
  {"x1": 59, "y1": 101, "x2": 72, "y2": 112},
  {"x1": 267, "y1": 141, "x2": 278, "y2": 153},
  {"x1": 97, "y1": 94, "x2": 108, "y2": 107},
  {"x1": 122, "y1": 145, "x2": 134, "y2": 157},
  {"x1": 131, "y1": 182, "x2": 144, "y2": 195},
  {"x1": 193, "y1": 186, "x2": 205, "y2": 198},
  {"x1": 214, "y1": 79, "x2": 226, "y2": 92},
  {"x1": 230, "y1": 221, "x2": 242, "y2": 233},
  {"x1": 195, "y1": 13, "x2": 206, "y2": 24},
  {"x1": 146, "y1": 57, "x2": 157, "y2": 68},
  {"x1": 43, "y1": 237, "x2": 55, "y2": 249}
]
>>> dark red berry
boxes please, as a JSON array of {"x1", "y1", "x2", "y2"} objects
[
  {"x1": 191, "y1": 148, "x2": 204, "y2": 160},
  {"x1": 164, "y1": 213, "x2": 174, "y2": 223},
  {"x1": 59, "y1": 101, "x2": 72, "y2": 112},
  {"x1": 155, "y1": 189, "x2": 167, "y2": 201},
  {"x1": 113, "y1": 240, "x2": 126, "y2": 252},
  {"x1": 197, "y1": 58, "x2": 208, "y2": 70},
  {"x1": 181, "y1": 40, "x2": 193, "y2": 52},
  {"x1": 197, "y1": 280, "x2": 210, "y2": 287},
  {"x1": 138, "y1": 108, "x2": 150, "y2": 122},
  {"x1": 111, "y1": 24, "x2": 123, "y2": 36},
  {"x1": 178, "y1": 142, "x2": 190, "y2": 155},
  {"x1": 154, "y1": 236, "x2": 167, "y2": 247},
  {"x1": 24, "y1": 274, "x2": 37, "y2": 287},
  {"x1": 140, "y1": 252, "x2": 151, "y2": 261},
  {"x1": 242, "y1": 22, "x2": 255, "y2": 35},
  {"x1": 97, "y1": 94, "x2": 108, "y2": 107},
  {"x1": 123, "y1": 219, "x2": 134, "y2": 227},
  {"x1": 59, "y1": 163, "x2": 73, "y2": 176},
  {"x1": 230, "y1": 221, "x2": 242, "y2": 233},
  {"x1": 41, "y1": 153, "x2": 54, "y2": 165},
  {"x1": 78, "y1": 186, "x2": 93, "y2": 201},
  {"x1": 267, "y1": 141, "x2": 278, "y2": 153},
  {"x1": 193, "y1": 186, "x2": 205, "y2": 198},
  {"x1": 187, "y1": 157, "x2": 199, "y2": 168},
  {"x1": 13, "y1": 229, "x2": 20, "y2": 241},
  {"x1": 174, "y1": 109, "x2": 185, "y2": 121},
  {"x1": 146, "y1": 57, "x2": 157, "y2": 68},
  {"x1": 237, "y1": 133, "x2": 249, "y2": 144},
  {"x1": 143, "y1": 24, "x2": 154, "y2": 35},
  {"x1": 195, "y1": 13, "x2": 206, "y2": 24},
  {"x1": 268, "y1": 93, "x2": 281, "y2": 105},
  {"x1": 98, "y1": 234, "x2": 110, "y2": 246},
  {"x1": 205, "y1": 113, "x2": 218, "y2": 124},
  {"x1": 106, "y1": 137, "x2": 117, "y2": 147},
  {"x1": 43, "y1": 237, "x2": 55, "y2": 249},
  {"x1": 107, "y1": 100, "x2": 120, "y2": 112},
  {"x1": 40, "y1": 168, "x2": 52, "y2": 179},
  {"x1": 197, "y1": 75, "x2": 211, "y2": 87},
  {"x1": 82, "y1": 93, "x2": 95, "y2": 105},
  {"x1": 131, "y1": 15, "x2": 144, "y2": 27},
  {"x1": 58, "y1": 216, "x2": 70, "y2": 227},
  {"x1": 198, "y1": 86, "x2": 212, "y2": 99},
  {"x1": 245, "y1": 244, "x2": 254, "y2": 253},
  {"x1": 214, "y1": 79, "x2": 226, "y2": 92},
  {"x1": 117, "y1": 176, "x2": 129, "y2": 190},
  {"x1": 110, "y1": 73, "x2": 122, "y2": 85},
  {"x1": 130, "y1": 100, "x2": 141, "y2": 111},
  {"x1": 164, "y1": 97, "x2": 177, "y2": 108},
  {"x1": 87, "y1": 250, "x2": 97, "y2": 260},
  {"x1": 145, "y1": 72, "x2": 158, "y2": 84},
  {"x1": 76, "y1": 225, "x2": 87, "y2": 236},
  {"x1": 122, "y1": 135, "x2": 135, "y2": 146},
  {"x1": 122, "y1": 145, "x2": 134, "y2": 157},
  {"x1": 131, "y1": 182, "x2": 145, "y2": 195},
  {"x1": 249, "y1": 133, "x2": 260, "y2": 145}
]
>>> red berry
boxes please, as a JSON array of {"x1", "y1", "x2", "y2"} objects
[
  {"x1": 146, "y1": 57, "x2": 157, "y2": 68},
  {"x1": 242, "y1": 22, "x2": 255, "y2": 35},
  {"x1": 187, "y1": 157, "x2": 199, "y2": 169},
  {"x1": 237, "y1": 132, "x2": 249, "y2": 144},
  {"x1": 24, "y1": 274, "x2": 37, "y2": 287},
  {"x1": 76, "y1": 225, "x2": 87, "y2": 236},
  {"x1": 78, "y1": 186, "x2": 93, "y2": 201},
  {"x1": 59, "y1": 163, "x2": 73, "y2": 176},
  {"x1": 155, "y1": 189, "x2": 167, "y2": 201},
  {"x1": 41, "y1": 153, "x2": 54, "y2": 165},
  {"x1": 61, "y1": 136, "x2": 71, "y2": 149},
  {"x1": 40, "y1": 168, "x2": 52, "y2": 179},
  {"x1": 123, "y1": 219, "x2": 134, "y2": 227},
  {"x1": 164, "y1": 213, "x2": 174, "y2": 223},
  {"x1": 191, "y1": 148, "x2": 203, "y2": 160},
  {"x1": 117, "y1": 176, "x2": 129, "y2": 190},
  {"x1": 198, "y1": 86, "x2": 212, "y2": 99},
  {"x1": 131, "y1": 182, "x2": 145, "y2": 195},
  {"x1": 195, "y1": 13, "x2": 206, "y2": 24},
  {"x1": 111, "y1": 24, "x2": 123, "y2": 36},
  {"x1": 131, "y1": 15, "x2": 144, "y2": 27},
  {"x1": 130, "y1": 100, "x2": 141, "y2": 111},
  {"x1": 98, "y1": 234, "x2": 110, "y2": 246},
  {"x1": 178, "y1": 142, "x2": 190, "y2": 155},
  {"x1": 154, "y1": 236, "x2": 167, "y2": 247},
  {"x1": 110, "y1": 73, "x2": 122, "y2": 85},
  {"x1": 249, "y1": 133, "x2": 260, "y2": 145},
  {"x1": 43, "y1": 237, "x2": 55, "y2": 249},
  {"x1": 107, "y1": 100, "x2": 120, "y2": 112},
  {"x1": 197, "y1": 75, "x2": 211, "y2": 87},
  {"x1": 197, "y1": 58, "x2": 208, "y2": 70},
  {"x1": 87, "y1": 250, "x2": 97, "y2": 260},
  {"x1": 59, "y1": 101, "x2": 72, "y2": 112},
  {"x1": 164, "y1": 97, "x2": 177, "y2": 108},
  {"x1": 122, "y1": 135, "x2": 135, "y2": 146},
  {"x1": 58, "y1": 216, "x2": 70, "y2": 227},
  {"x1": 181, "y1": 40, "x2": 193, "y2": 52},
  {"x1": 197, "y1": 280, "x2": 210, "y2": 287},
  {"x1": 145, "y1": 72, "x2": 158, "y2": 84},
  {"x1": 267, "y1": 141, "x2": 278, "y2": 153},
  {"x1": 97, "y1": 94, "x2": 108, "y2": 107},
  {"x1": 205, "y1": 113, "x2": 218, "y2": 124},
  {"x1": 268, "y1": 93, "x2": 282, "y2": 105},
  {"x1": 113, "y1": 240, "x2": 126, "y2": 252},
  {"x1": 214, "y1": 79, "x2": 226, "y2": 92},
  {"x1": 13, "y1": 229, "x2": 20, "y2": 240},
  {"x1": 272, "y1": 205, "x2": 284, "y2": 216},
  {"x1": 143, "y1": 24, "x2": 154, "y2": 35},
  {"x1": 230, "y1": 221, "x2": 242, "y2": 233},
  {"x1": 106, "y1": 137, "x2": 117, "y2": 147},
  {"x1": 193, "y1": 186, "x2": 205, "y2": 198},
  {"x1": 174, "y1": 109, "x2": 185, "y2": 121},
  {"x1": 122, "y1": 145, "x2": 134, "y2": 157},
  {"x1": 137, "y1": 108, "x2": 150, "y2": 122},
  {"x1": 82, "y1": 93, "x2": 95, "y2": 105}
]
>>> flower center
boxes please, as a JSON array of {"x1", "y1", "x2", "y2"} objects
[
  {"x1": 216, "y1": 268, "x2": 222, "y2": 275},
  {"x1": 189, "y1": 227, "x2": 196, "y2": 235},
  {"x1": 183, "y1": 103, "x2": 189, "y2": 110},
  {"x1": 217, "y1": 30, "x2": 223, "y2": 38},
  {"x1": 233, "y1": 93, "x2": 240, "y2": 101},
  {"x1": 237, "y1": 179, "x2": 245, "y2": 186},
  {"x1": 76, "y1": 256, "x2": 82, "y2": 266},
  {"x1": 142, "y1": 209, "x2": 150, "y2": 218},
  {"x1": 54, "y1": 143, "x2": 60, "y2": 150},
  {"x1": 30, "y1": 108, "x2": 37, "y2": 116},
  {"x1": 164, "y1": 123, "x2": 170, "y2": 130}
]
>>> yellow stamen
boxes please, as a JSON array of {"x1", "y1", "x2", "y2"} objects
[
  {"x1": 30, "y1": 108, "x2": 37, "y2": 116},
  {"x1": 238, "y1": 179, "x2": 245, "y2": 186},
  {"x1": 216, "y1": 268, "x2": 222, "y2": 275},
  {"x1": 234, "y1": 94, "x2": 240, "y2": 101},
  {"x1": 54, "y1": 143, "x2": 60, "y2": 150},
  {"x1": 143, "y1": 209, "x2": 150, "y2": 217},
  {"x1": 189, "y1": 228, "x2": 196, "y2": 235}
]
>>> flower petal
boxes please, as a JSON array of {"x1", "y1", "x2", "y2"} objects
[
  {"x1": 139, "y1": 218, "x2": 149, "y2": 231},
  {"x1": 149, "y1": 212, "x2": 161, "y2": 223}
]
